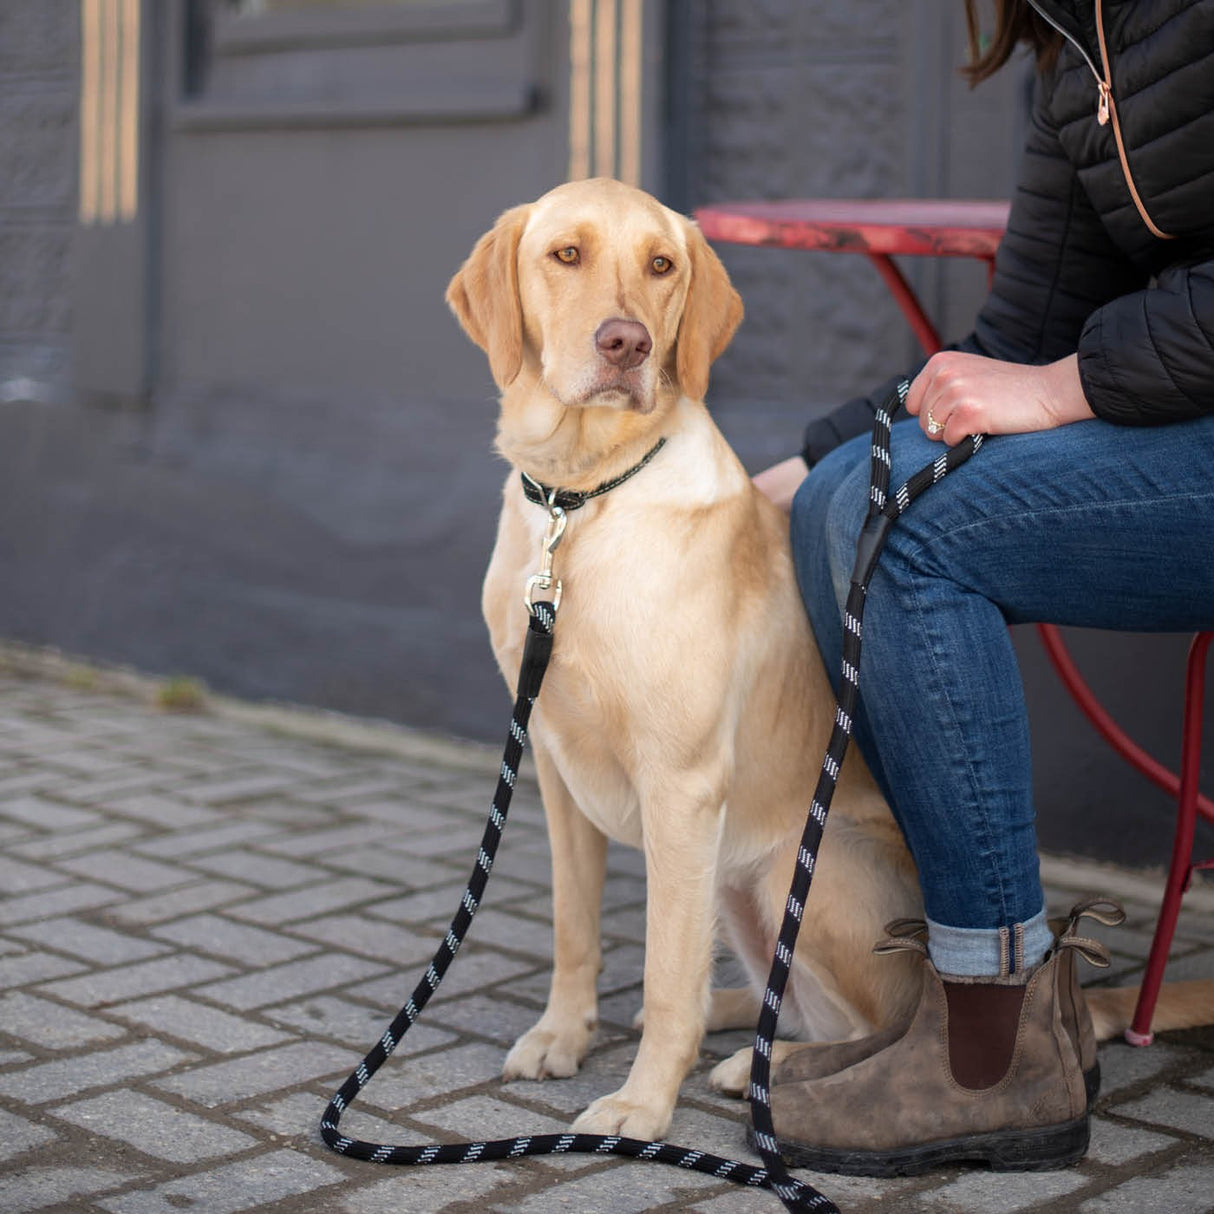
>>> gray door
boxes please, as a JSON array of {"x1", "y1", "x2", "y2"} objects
[{"x1": 50, "y1": 0, "x2": 654, "y2": 738}]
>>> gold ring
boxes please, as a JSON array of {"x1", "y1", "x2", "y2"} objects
[{"x1": 926, "y1": 410, "x2": 944, "y2": 436}]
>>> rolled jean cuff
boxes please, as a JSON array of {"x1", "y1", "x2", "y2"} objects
[{"x1": 926, "y1": 908, "x2": 1053, "y2": 978}]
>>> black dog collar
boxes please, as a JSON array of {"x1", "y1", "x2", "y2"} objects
[{"x1": 520, "y1": 438, "x2": 667, "y2": 511}]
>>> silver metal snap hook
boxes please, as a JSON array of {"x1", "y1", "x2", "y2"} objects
[{"x1": 524, "y1": 503, "x2": 567, "y2": 615}]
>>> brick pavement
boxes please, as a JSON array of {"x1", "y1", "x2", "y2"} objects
[{"x1": 0, "y1": 653, "x2": 1211, "y2": 1213}]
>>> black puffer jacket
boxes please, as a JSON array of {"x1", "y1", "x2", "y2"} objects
[{"x1": 802, "y1": 0, "x2": 1214, "y2": 466}]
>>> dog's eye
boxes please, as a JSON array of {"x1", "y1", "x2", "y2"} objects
[
  {"x1": 553, "y1": 247, "x2": 580, "y2": 265},
  {"x1": 651, "y1": 255, "x2": 673, "y2": 275}
]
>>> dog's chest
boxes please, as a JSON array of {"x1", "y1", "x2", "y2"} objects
[
  {"x1": 533, "y1": 700, "x2": 645, "y2": 848},
  {"x1": 485, "y1": 526, "x2": 659, "y2": 850},
  {"x1": 483, "y1": 437, "x2": 750, "y2": 851}
]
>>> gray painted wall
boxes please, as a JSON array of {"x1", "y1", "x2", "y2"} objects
[
  {"x1": 677, "y1": 0, "x2": 1030, "y2": 469},
  {"x1": 0, "y1": 0, "x2": 1207, "y2": 871},
  {"x1": 3, "y1": 0, "x2": 575, "y2": 741}
]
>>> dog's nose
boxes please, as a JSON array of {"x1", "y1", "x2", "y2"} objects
[{"x1": 595, "y1": 319, "x2": 652, "y2": 370}]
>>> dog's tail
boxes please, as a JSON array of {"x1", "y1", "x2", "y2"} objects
[{"x1": 1087, "y1": 981, "x2": 1214, "y2": 1041}]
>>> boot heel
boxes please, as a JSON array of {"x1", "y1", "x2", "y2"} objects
[{"x1": 986, "y1": 1116, "x2": 1090, "y2": 1172}]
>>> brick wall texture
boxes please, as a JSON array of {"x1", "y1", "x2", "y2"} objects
[
  {"x1": 0, "y1": 2, "x2": 79, "y2": 396},
  {"x1": 688, "y1": 0, "x2": 922, "y2": 407}
]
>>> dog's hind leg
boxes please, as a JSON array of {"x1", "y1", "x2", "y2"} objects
[
  {"x1": 708, "y1": 1041, "x2": 805, "y2": 1096},
  {"x1": 707, "y1": 986, "x2": 761, "y2": 1031},
  {"x1": 502, "y1": 742, "x2": 607, "y2": 1081}
]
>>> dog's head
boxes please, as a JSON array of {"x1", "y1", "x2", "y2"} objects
[{"x1": 446, "y1": 178, "x2": 743, "y2": 412}]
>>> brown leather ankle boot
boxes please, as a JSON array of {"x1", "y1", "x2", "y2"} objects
[
  {"x1": 761, "y1": 935, "x2": 1089, "y2": 1176},
  {"x1": 773, "y1": 905, "x2": 1121, "y2": 1100}
]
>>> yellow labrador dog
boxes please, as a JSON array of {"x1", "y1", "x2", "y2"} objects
[{"x1": 446, "y1": 178, "x2": 1207, "y2": 1140}]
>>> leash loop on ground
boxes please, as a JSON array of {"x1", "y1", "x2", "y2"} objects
[
  {"x1": 319, "y1": 599, "x2": 835, "y2": 1210},
  {"x1": 321, "y1": 384, "x2": 984, "y2": 1213}
]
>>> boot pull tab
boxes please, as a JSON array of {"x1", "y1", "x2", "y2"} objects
[
  {"x1": 884, "y1": 917, "x2": 928, "y2": 938},
  {"x1": 873, "y1": 922, "x2": 928, "y2": 957},
  {"x1": 1057, "y1": 932, "x2": 1112, "y2": 969},
  {"x1": 1065, "y1": 896, "x2": 1126, "y2": 931}
]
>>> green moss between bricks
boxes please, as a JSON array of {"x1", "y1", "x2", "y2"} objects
[{"x1": 156, "y1": 677, "x2": 207, "y2": 713}]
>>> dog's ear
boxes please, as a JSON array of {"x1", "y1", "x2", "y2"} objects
[
  {"x1": 446, "y1": 204, "x2": 531, "y2": 389},
  {"x1": 675, "y1": 221, "x2": 744, "y2": 402}
]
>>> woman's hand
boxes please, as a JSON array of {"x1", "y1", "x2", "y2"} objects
[
  {"x1": 906, "y1": 352, "x2": 1094, "y2": 443},
  {"x1": 753, "y1": 455, "x2": 810, "y2": 512}
]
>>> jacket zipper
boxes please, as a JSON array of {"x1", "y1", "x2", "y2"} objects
[
  {"x1": 1091, "y1": 0, "x2": 1173, "y2": 238},
  {"x1": 1027, "y1": 0, "x2": 1174, "y2": 240}
]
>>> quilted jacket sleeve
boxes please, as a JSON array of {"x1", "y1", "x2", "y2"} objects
[
  {"x1": 1079, "y1": 259, "x2": 1214, "y2": 423},
  {"x1": 801, "y1": 70, "x2": 1148, "y2": 467}
]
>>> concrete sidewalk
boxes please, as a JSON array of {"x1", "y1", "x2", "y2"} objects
[{"x1": 0, "y1": 652, "x2": 1211, "y2": 1214}]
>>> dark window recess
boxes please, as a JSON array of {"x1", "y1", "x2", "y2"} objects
[{"x1": 175, "y1": 0, "x2": 546, "y2": 130}]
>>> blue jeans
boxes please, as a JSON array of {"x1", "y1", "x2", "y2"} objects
[{"x1": 791, "y1": 414, "x2": 1214, "y2": 977}]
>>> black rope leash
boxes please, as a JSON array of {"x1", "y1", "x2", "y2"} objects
[
  {"x1": 320, "y1": 382, "x2": 984, "y2": 1213},
  {"x1": 745, "y1": 382, "x2": 983, "y2": 1200}
]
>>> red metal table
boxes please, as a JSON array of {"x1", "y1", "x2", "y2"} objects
[
  {"x1": 696, "y1": 197, "x2": 1213, "y2": 1045},
  {"x1": 695, "y1": 198, "x2": 1009, "y2": 355}
]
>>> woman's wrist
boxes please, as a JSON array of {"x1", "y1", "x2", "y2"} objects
[
  {"x1": 1043, "y1": 354, "x2": 1095, "y2": 427},
  {"x1": 753, "y1": 455, "x2": 810, "y2": 512}
]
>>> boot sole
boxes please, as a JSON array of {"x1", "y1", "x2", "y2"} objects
[{"x1": 752, "y1": 1115, "x2": 1089, "y2": 1178}]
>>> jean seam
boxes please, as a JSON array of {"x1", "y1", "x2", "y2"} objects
[
  {"x1": 891, "y1": 487, "x2": 1214, "y2": 575},
  {"x1": 895, "y1": 557, "x2": 1018, "y2": 929}
]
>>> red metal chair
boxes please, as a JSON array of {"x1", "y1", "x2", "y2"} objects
[{"x1": 1039, "y1": 627, "x2": 1214, "y2": 1044}]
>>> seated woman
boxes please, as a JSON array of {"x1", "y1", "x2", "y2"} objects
[{"x1": 753, "y1": 0, "x2": 1214, "y2": 1176}]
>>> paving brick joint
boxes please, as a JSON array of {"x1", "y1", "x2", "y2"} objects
[{"x1": 0, "y1": 659, "x2": 1210, "y2": 1213}]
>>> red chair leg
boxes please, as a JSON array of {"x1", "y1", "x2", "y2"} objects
[
  {"x1": 1126, "y1": 632, "x2": 1213, "y2": 1046},
  {"x1": 864, "y1": 252, "x2": 942, "y2": 355},
  {"x1": 1036, "y1": 625, "x2": 1214, "y2": 824}
]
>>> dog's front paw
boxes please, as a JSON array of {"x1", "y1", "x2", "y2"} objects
[
  {"x1": 707, "y1": 1046, "x2": 751, "y2": 1097},
  {"x1": 572, "y1": 1090, "x2": 672, "y2": 1140},
  {"x1": 502, "y1": 1018, "x2": 592, "y2": 1081}
]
